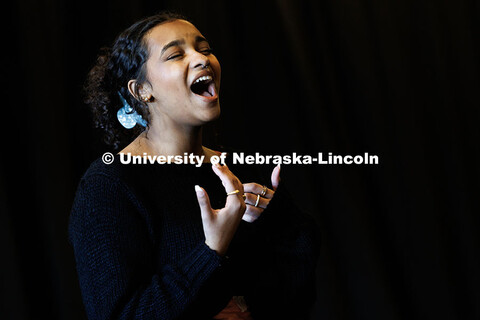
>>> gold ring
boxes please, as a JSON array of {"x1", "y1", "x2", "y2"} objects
[
  {"x1": 242, "y1": 194, "x2": 246, "y2": 200},
  {"x1": 227, "y1": 190, "x2": 240, "y2": 196},
  {"x1": 260, "y1": 185, "x2": 267, "y2": 197},
  {"x1": 254, "y1": 194, "x2": 261, "y2": 207}
]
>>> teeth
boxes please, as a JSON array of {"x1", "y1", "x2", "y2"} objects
[{"x1": 193, "y1": 75, "x2": 212, "y2": 84}]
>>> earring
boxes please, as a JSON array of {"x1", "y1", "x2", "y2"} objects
[
  {"x1": 141, "y1": 95, "x2": 152, "y2": 103},
  {"x1": 117, "y1": 92, "x2": 147, "y2": 129}
]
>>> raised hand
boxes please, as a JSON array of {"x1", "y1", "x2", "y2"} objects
[{"x1": 195, "y1": 163, "x2": 247, "y2": 256}]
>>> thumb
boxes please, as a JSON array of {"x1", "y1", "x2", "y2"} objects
[
  {"x1": 195, "y1": 185, "x2": 213, "y2": 221},
  {"x1": 271, "y1": 164, "x2": 281, "y2": 191}
]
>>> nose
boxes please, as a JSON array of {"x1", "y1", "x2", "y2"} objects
[{"x1": 190, "y1": 50, "x2": 210, "y2": 69}]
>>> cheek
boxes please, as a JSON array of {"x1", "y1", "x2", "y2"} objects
[
  {"x1": 211, "y1": 57, "x2": 221, "y2": 80},
  {"x1": 149, "y1": 66, "x2": 186, "y2": 100}
]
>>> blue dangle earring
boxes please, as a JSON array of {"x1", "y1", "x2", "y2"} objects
[{"x1": 117, "y1": 92, "x2": 148, "y2": 129}]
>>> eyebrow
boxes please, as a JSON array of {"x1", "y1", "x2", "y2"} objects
[{"x1": 160, "y1": 36, "x2": 210, "y2": 56}]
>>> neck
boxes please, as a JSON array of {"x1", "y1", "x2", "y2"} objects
[{"x1": 140, "y1": 122, "x2": 205, "y2": 157}]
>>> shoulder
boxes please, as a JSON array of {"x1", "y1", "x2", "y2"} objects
[
  {"x1": 81, "y1": 154, "x2": 124, "y2": 182},
  {"x1": 71, "y1": 155, "x2": 144, "y2": 219},
  {"x1": 69, "y1": 155, "x2": 151, "y2": 237},
  {"x1": 79, "y1": 153, "x2": 150, "y2": 190},
  {"x1": 73, "y1": 155, "x2": 137, "y2": 208},
  {"x1": 74, "y1": 153, "x2": 183, "y2": 209}
]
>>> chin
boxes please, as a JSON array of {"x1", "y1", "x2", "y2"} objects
[
  {"x1": 185, "y1": 101, "x2": 220, "y2": 127},
  {"x1": 201, "y1": 102, "x2": 221, "y2": 123}
]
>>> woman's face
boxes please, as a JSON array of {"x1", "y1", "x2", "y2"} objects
[{"x1": 140, "y1": 19, "x2": 221, "y2": 128}]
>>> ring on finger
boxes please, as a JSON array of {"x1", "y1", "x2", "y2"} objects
[
  {"x1": 260, "y1": 185, "x2": 267, "y2": 197},
  {"x1": 227, "y1": 189, "x2": 240, "y2": 196},
  {"x1": 254, "y1": 194, "x2": 261, "y2": 207}
]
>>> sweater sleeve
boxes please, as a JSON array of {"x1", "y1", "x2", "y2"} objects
[
  {"x1": 68, "y1": 173, "x2": 223, "y2": 320},
  {"x1": 234, "y1": 183, "x2": 321, "y2": 319}
]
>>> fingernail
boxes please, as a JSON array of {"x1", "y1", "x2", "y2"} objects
[{"x1": 195, "y1": 185, "x2": 203, "y2": 194}]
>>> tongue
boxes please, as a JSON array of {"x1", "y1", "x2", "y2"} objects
[
  {"x1": 206, "y1": 82, "x2": 216, "y2": 97},
  {"x1": 201, "y1": 89, "x2": 212, "y2": 97}
]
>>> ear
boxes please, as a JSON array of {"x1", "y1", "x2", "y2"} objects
[{"x1": 127, "y1": 79, "x2": 153, "y2": 102}]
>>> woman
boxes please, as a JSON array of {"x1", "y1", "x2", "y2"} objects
[{"x1": 69, "y1": 11, "x2": 320, "y2": 320}]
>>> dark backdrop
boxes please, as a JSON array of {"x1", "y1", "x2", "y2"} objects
[{"x1": 3, "y1": 0, "x2": 479, "y2": 319}]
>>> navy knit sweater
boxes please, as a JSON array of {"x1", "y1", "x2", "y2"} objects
[{"x1": 69, "y1": 153, "x2": 320, "y2": 320}]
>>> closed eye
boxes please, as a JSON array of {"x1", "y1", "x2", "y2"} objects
[
  {"x1": 166, "y1": 48, "x2": 213, "y2": 61},
  {"x1": 167, "y1": 52, "x2": 183, "y2": 60},
  {"x1": 200, "y1": 48, "x2": 213, "y2": 55}
]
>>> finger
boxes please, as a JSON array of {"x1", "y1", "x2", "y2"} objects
[
  {"x1": 243, "y1": 183, "x2": 274, "y2": 199},
  {"x1": 271, "y1": 164, "x2": 281, "y2": 191},
  {"x1": 212, "y1": 163, "x2": 244, "y2": 193},
  {"x1": 195, "y1": 185, "x2": 214, "y2": 221},
  {"x1": 242, "y1": 205, "x2": 263, "y2": 223},
  {"x1": 244, "y1": 192, "x2": 270, "y2": 209},
  {"x1": 211, "y1": 164, "x2": 244, "y2": 208}
]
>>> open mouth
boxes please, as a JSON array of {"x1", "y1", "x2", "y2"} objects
[{"x1": 190, "y1": 75, "x2": 216, "y2": 98}]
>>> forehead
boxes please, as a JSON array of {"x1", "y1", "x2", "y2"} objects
[{"x1": 145, "y1": 19, "x2": 204, "y2": 49}]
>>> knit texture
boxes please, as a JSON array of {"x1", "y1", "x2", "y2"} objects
[{"x1": 69, "y1": 154, "x2": 320, "y2": 319}]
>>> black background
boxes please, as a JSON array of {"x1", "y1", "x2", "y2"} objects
[{"x1": 3, "y1": 0, "x2": 479, "y2": 319}]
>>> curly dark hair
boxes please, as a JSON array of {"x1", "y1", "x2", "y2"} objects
[{"x1": 84, "y1": 11, "x2": 188, "y2": 150}]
